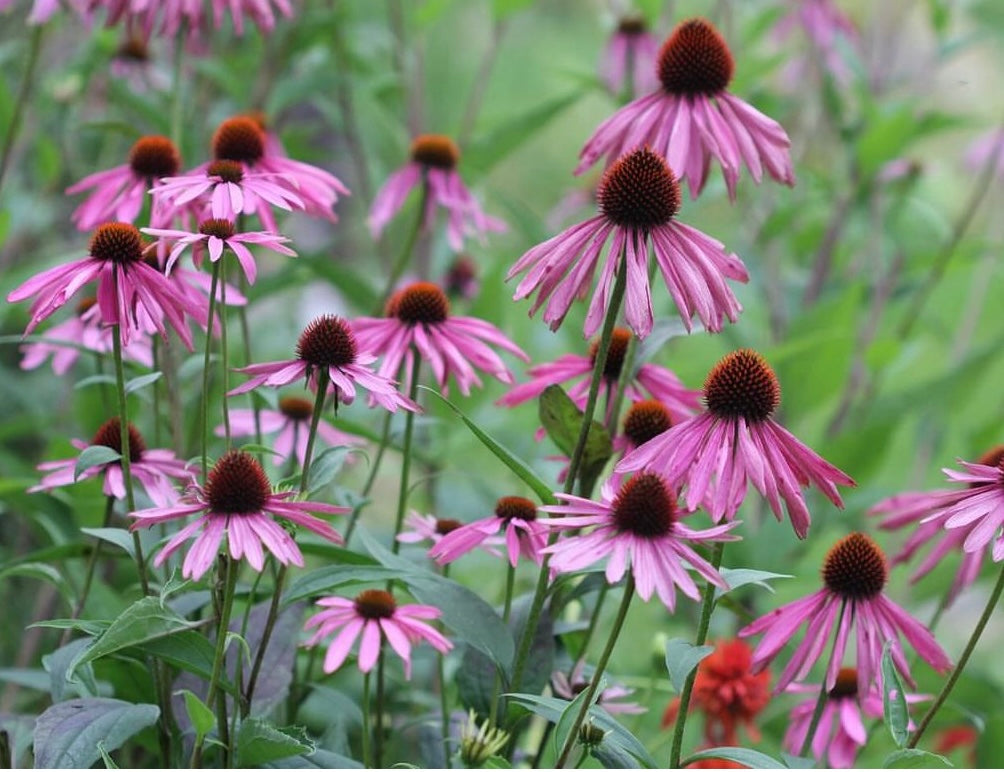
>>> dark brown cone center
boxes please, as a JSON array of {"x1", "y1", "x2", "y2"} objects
[
  {"x1": 205, "y1": 450, "x2": 271, "y2": 514},
  {"x1": 589, "y1": 328, "x2": 633, "y2": 380},
  {"x1": 623, "y1": 400, "x2": 672, "y2": 447},
  {"x1": 296, "y1": 316, "x2": 358, "y2": 368},
  {"x1": 207, "y1": 160, "x2": 244, "y2": 183},
  {"x1": 617, "y1": 15, "x2": 648, "y2": 35},
  {"x1": 658, "y1": 18, "x2": 734, "y2": 96},
  {"x1": 90, "y1": 223, "x2": 144, "y2": 264},
  {"x1": 435, "y1": 518, "x2": 463, "y2": 535},
  {"x1": 212, "y1": 117, "x2": 265, "y2": 164},
  {"x1": 198, "y1": 218, "x2": 236, "y2": 240},
  {"x1": 611, "y1": 472, "x2": 675, "y2": 538},
  {"x1": 704, "y1": 349, "x2": 780, "y2": 422},
  {"x1": 129, "y1": 136, "x2": 180, "y2": 179},
  {"x1": 410, "y1": 134, "x2": 460, "y2": 169},
  {"x1": 494, "y1": 496, "x2": 537, "y2": 523},
  {"x1": 354, "y1": 589, "x2": 397, "y2": 619},
  {"x1": 597, "y1": 148, "x2": 680, "y2": 230},
  {"x1": 91, "y1": 417, "x2": 145, "y2": 463},
  {"x1": 395, "y1": 282, "x2": 450, "y2": 325},
  {"x1": 828, "y1": 667, "x2": 859, "y2": 699},
  {"x1": 278, "y1": 396, "x2": 313, "y2": 422},
  {"x1": 822, "y1": 533, "x2": 887, "y2": 600}
]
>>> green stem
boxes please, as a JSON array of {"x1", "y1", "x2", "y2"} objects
[
  {"x1": 669, "y1": 541, "x2": 726, "y2": 768},
  {"x1": 375, "y1": 644, "x2": 386, "y2": 767},
  {"x1": 907, "y1": 561, "x2": 1004, "y2": 749},
  {"x1": 798, "y1": 601, "x2": 847, "y2": 758},
  {"x1": 438, "y1": 563, "x2": 452, "y2": 768},
  {"x1": 377, "y1": 186, "x2": 427, "y2": 313},
  {"x1": 362, "y1": 671, "x2": 373, "y2": 768},
  {"x1": 488, "y1": 562, "x2": 517, "y2": 727},
  {"x1": 201, "y1": 262, "x2": 221, "y2": 481},
  {"x1": 0, "y1": 25, "x2": 43, "y2": 198},
  {"x1": 554, "y1": 575, "x2": 635, "y2": 768},
  {"x1": 219, "y1": 263, "x2": 231, "y2": 446},
  {"x1": 343, "y1": 410, "x2": 393, "y2": 547},
  {"x1": 390, "y1": 355, "x2": 422, "y2": 553},
  {"x1": 572, "y1": 583, "x2": 609, "y2": 672},
  {"x1": 299, "y1": 371, "x2": 330, "y2": 493}
]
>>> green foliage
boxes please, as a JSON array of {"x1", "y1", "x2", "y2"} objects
[{"x1": 32, "y1": 698, "x2": 159, "y2": 769}]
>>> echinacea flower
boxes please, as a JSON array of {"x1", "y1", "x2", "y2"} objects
[
  {"x1": 67, "y1": 135, "x2": 180, "y2": 230},
  {"x1": 142, "y1": 218, "x2": 296, "y2": 284},
  {"x1": 541, "y1": 472, "x2": 738, "y2": 611},
  {"x1": 303, "y1": 589, "x2": 452, "y2": 678},
  {"x1": 396, "y1": 512, "x2": 504, "y2": 557},
  {"x1": 352, "y1": 282, "x2": 528, "y2": 396},
  {"x1": 739, "y1": 532, "x2": 951, "y2": 694},
  {"x1": 368, "y1": 134, "x2": 506, "y2": 251},
  {"x1": 498, "y1": 327, "x2": 701, "y2": 426},
  {"x1": 965, "y1": 128, "x2": 1004, "y2": 178},
  {"x1": 616, "y1": 399, "x2": 674, "y2": 456},
  {"x1": 552, "y1": 661, "x2": 645, "y2": 715},
  {"x1": 230, "y1": 315, "x2": 418, "y2": 413},
  {"x1": 29, "y1": 418, "x2": 193, "y2": 506},
  {"x1": 91, "y1": 0, "x2": 292, "y2": 38},
  {"x1": 508, "y1": 147, "x2": 748, "y2": 338},
  {"x1": 576, "y1": 18, "x2": 794, "y2": 201},
  {"x1": 442, "y1": 254, "x2": 479, "y2": 301},
  {"x1": 7, "y1": 222, "x2": 206, "y2": 348},
  {"x1": 601, "y1": 14, "x2": 660, "y2": 98},
  {"x1": 618, "y1": 349, "x2": 854, "y2": 539},
  {"x1": 217, "y1": 395, "x2": 364, "y2": 467},
  {"x1": 773, "y1": 0, "x2": 860, "y2": 86},
  {"x1": 429, "y1": 496, "x2": 548, "y2": 567},
  {"x1": 129, "y1": 450, "x2": 348, "y2": 580}
]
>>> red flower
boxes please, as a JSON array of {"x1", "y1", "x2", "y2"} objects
[{"x1": 935, "y1": 725, "x2": 978, "y2": 765}]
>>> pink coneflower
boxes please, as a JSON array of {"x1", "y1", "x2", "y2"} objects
[
  {"x1": 1, "y1": 0, "x2": 73, "y2": 25},
  {"x1": 540, "y1": 472, "x2": 737, "y2": 612},
  {"x1": 576, "y1": 18, "x2": 794, "y2": 201},
  {"x1": 442, "y1": 254, "x2": 479, "y2": 301},
  {"x1": 20, "y1": 296, "x2": 153, "y2": 375},
  {"x1": 92, "y1": 0, "x2": 292, "y2": 37},
  {"x1": 966, "y1": 128, "x2": 1004, "y2": 178},
  {"x1": 773, "y1": 0, "x2": 860, "y2": 86},
  {"x1": 552, "y1": 661, "x2": 645, "y2": 715},
  {"x1": 508, "y1": 147, "x2": 748, "y2": 338},
  {"x1": 352, "y1": 282, "x2": 528, "y2": 396},
  {"x1": 368, "y1": 134, "x2": 506, "y2": 251},
  {"x1": 29, "y1": 418, "x2": 193, "y2": 507},
  {"x1": 67, "y1": 135, "x2": 180, "y2": 230},
  {"x1": 429, "y1": 496, "x2": 549, "y2": 568},
  {"x1": 601, "y1": 15, "x2": 660, "y2": 98},
  {"x1": 303, "y1": 589, "x2": 452, "y2": 678},
  {"x1": 217, "y1": 395, "x2": 364, "y2": 467},
  {"x1": 129, "y1": 450, "x2": 348, "y2": 580},
  {"x1": 739, "y1": 532, "x2": 951, "y2": 694},
  {"x1": 498, "y1": 327, "x2": 701, "y2": 426},
  {"x1": 142, "y1": 218, "x2": 295, "y2": 284},
  {"x1": 230, "y1": 315, "x2": 418, "y2": 413},
  {"x1": 396, "y1": 512, "x2": 504, "y2": 558},
  {"x1": 7, "y1": 222, "x2": 206, "y2": 348},
  {"x1": 617, "y1": 349, "x2": 854, "y2": 539}
]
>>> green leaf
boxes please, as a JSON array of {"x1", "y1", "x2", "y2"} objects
[
  {"x1": 80, "y1": 528, "x2": 160, "y2": 561},
  {"x1": 0, "y1": 562, "x2": 74, "y2": 603},
  {"x1": 883, "y1": 749, "x2": 954, "y2": 768},
  {"x1": 236, "y1": 720, "x2": 314, "y2": 766},
  {"x1": 128, "y1": 631, "x2": 237, "y2": 694},
  {"x1": 420, "y1": 387, "x2": 556, "y2": 505},
  {"x1": 882, "y1": 641, "x2": 910, "y2": 748},
  {"x1": 553, "y1": 677, "x2": 604, "y2": 758},
  {"x1": 32, "y1": 698, "x2": 159, "y2": 769},
  {"x1": 283, "y1": 565, "x2": 404, "y2": 605},
  {"x1": 538, "y1": 385, "x2": 613, "y2": 494},
  {"x1": 491, "y1": 0, "x2": 533, "y2": 18},
  {"x1": 43, "y1": 638, "x2": 99, "y2": 702},
  {"x1": 664, "y1": 638, "x2": 714, "y2": 693},
  {"x1": 74, "y1": 374, "x2": 117, "y2": 391},
  {"x1": 684, "y1": 746, "x2": 790, "y2": 769},
  {"x1": 124, "y1": 371, "x2": 162, "y2": 394},
  {"x1": 714, "y1": 568, "x2": 793, "y2": 601},
  {"x1": 176, "y1": 689, "x2": 215, "y2": 741},
  {"x1": 97, "y1": 741, "x2": 119, "y2": 768},
  {"x1": 306, "y1": 446, "x2": 355, "y2": 495},
  {"x1": 74, "y1": 446, "x2": 121, "y2": 481}
]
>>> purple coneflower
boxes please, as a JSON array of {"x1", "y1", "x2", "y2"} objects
[
  {"x1": 576, "y1": 18, "x2": 794, "y2": 201},
  {"x1": 509, "y1": 147, "x2": 748, "y2": 338},
  {"x1": 429, "y1": 496, "x2": 548, "y2": 568},
  {"x1": 773, "y1": 0, "x2": 860, "y2": 86},
  {"x1": 396, "y1": 512, "x2": 504, "y2": 558},
  {"x1": 230, "y1": 315, "x2": 418, "y2": 412},
  {"x1": 352, "y1": 282, "x2": 528, "y2": 396},
  {"x1": 129, "y1": 450, "x2": 348, "y2": 580},
  {"x1": 740, "y1": 532, "x2": 951, "y2": 694},
  {"x1": 7, "y1": 222, "x2": 206, "y2": 348},
  {"x1": 304, "y1": 589, "x2": 452, "y2": 678},
  {"x1": 368, "y1": 134, "x2": 506, "y2": 251},
  {"x1": 551, "y1": 661, "x2": 645, "y2": 715},
  {"x1": 540, "y1": 472, "x2": 737, "y2": 612},
  {"x1": 617, "y1": 349, "x2": 854, "y2": 539},
  {"x1": 601, "y1": 14, "x2": 660, "y2": 98},
  {"x1": 30, "y1": 418, "x2": 192, "y2": 506}
]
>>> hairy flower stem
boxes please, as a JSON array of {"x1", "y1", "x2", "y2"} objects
[
  {"x1": 343, "y1": 410, "x2": 393, "y2": 547},
  {"x1": 488, "y1": 563, "x2": 517, "y2": 728},
  {"x1": 669, "y1": 541, "x2": 726, "y2": 768},
  {"x1": 797, "y1": 600, "x2": 848, "y2": 758},
  {"x1": 0, "y1": 25, "x2": 43, "y2": 198},
  {"x1": 362, "y1": 671, "x2": 373, "y2": 768},
  {"x1": 201, "y1": 262, "x2": 222, "y2": 482},
  {"x1": 377, "y1": 188, "x2": 427, "y2": 313},
  {"x1": 390, "y1": 355, "x2": 422, "y2": 553},
  {"x1": 571, "y1": 583, "x2": 610, "y2": 675},
  {"x1": 908, "y1": 561, "x2": 1004, "y2": 749},
  {"x1": 508, "y1": 264, "x2": 628, "y2": 724},
  {"x1": 555, "y1": 575, "x2": 636, "y2": 768}
]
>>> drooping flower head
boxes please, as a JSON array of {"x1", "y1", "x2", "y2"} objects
[
  {"x1": 509, "y1": 148, "x2": 748, "y2": 338},
  {"x1": 429, "y1": 496, "x2": 548, "y2": 568},
  {"x1": 230, "y1": 315, "x2": 418, "y2": 413},
  {"x1": 129, "y1": 450, "x2": 348, "y2": 580},
  {"x1": 90, "y1": 0, "x2": 294, "y2": 39},
  {"x1": 303, "y1": 589, "x2": 452, "y2": 678},
  {"x1": 396, "y1": 511, "x2": 504, "y2": 558},
  {"x1": 353, "y1": 282, "x2": 528, "y2": 396},
  {"x1": 368, "y1": 134, "x2": 506, "y2": 251},
  {"x1": 552, "y1": 661, "x2": 645, "y2": 715},
  {"x1": 618, "y1": 349, "x2": 854, "y2": 538},
  {"x1": 442, "y1": 254, "x2": 479, "y2": 301},
  {"x1": 618, "y1": 399, "x2": 673, "y2": 454},
  {"x1": 740, "y1": 532, "x2": 951, "y2": 695},
  {"x1": 601, "y1": 14, "x2": 660, "y2": 98},
  {"x1": 577, "y1": 18, "x2": 794, "y2": 201},
  {"x1": 773, "y1": 0, "x2": 860, "y2": 86},
  {"x1": 7, "y1": 222, "x2": 207, "y2": 348},
  {"x1": 541, "y1": 472, "x2": 738, "y2": 612},
  {"x1": 29, "y1": 417, "x2": 193, "y2": 507}
]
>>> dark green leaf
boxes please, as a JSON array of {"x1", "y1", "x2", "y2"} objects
[
  {"x1": 73, "y1": 446, "x2": 121, "y2": 481},
  {"x1": 882, "y1": 641, "x2": 910, "y2": 748},
  {"x1": 684, "y1": 746, "x2": 789, "y2": 769},
  {"x1": 32, "y1": 698, "x2": 159, "y2": 769},
  {"x1": 306, "y1": 446, "x2": 355, "y2": 495},
  {"x1": 176, "y1": 689, "x2": 215, "y2": 740},
  {"x1": 664, "y1": 638, "x2": 714, "y2": 693},
  {"x1": 138, "y1": 631, "x2": 234, "y2": 694},
  {"x1": 714, "y1": 568, "x2": 793, "y2": 601},
  {"x1": 236, "y1": 720, "x2": 314, "y2": 766},
  {"x1": 553, "y1": 677, "x2": 603, "y2": 758},
  {"x1": 883, "y1": 749, "x2": 954, "y2": 768},
  {"x1": 124, "y1": 371, "x2": 162, "y2": 394},
  {"x1": 42, "y1": 638, "x2": 98, "y2": 702},
  {"x1": 97, "y1": 741, "x2": 119, "y2": 768},
  {"x1": 284, "y1": 565, "x2": 403, "y2": 604},
  {"x1": 538, "y1": 385, "x2": 612, "y2": 495}
]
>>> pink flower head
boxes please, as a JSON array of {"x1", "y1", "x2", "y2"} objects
[
  {"x1": 601, "y1": 15, "x2": 660, "y2": 98},
  {"x1": 142, "y1": 218, "x2": 295, "y2": 284},
  {"x1": 966, "y1": 127, "x2": 1004, "y2": 178},
  {"x1": 230, "y1": 315, "x2": 418, "y2": 413},
  {"x1": 429, "y1": 496, "x2": 548, "y2": 568},
  {"x1": 352, "y1": 282, "x2": 529, "y2": 397},
  {"x1": 576, "y1": 18, "x2": 795, "y2": 201},
  {"x1": 541, "y1": 472, "x2": 738, "y2": 612},
  {"x1": 129, "y1": 450, "x2": 348, "y2": 580},
  {"x1": 740, "y1": 532, "x2": 951, "y2": 695},
  {"x1": 396, "y1": 512, "x2": 504, "y2": 558},
  {"x1": 552, "y1": 661, "x2": 645, "y2": 715},
  {"x1": 67, "y1": 135, "x2": 181, "y2": 230},
  {"x1": 91, "y1": 0, "x2": 292, "y2": 38},
  {"x1": 217, "y1": 395, "x2": 364, "y2": 467},
  {"x1": 19, "y1": 295, "x2": 153, "y2": 375},
  {"x1": 2, "y1": 0, "x2": 76, "y2": 25},
  {"x1": 497, "y1": 327, "x2": 701, "y2": 426},
  {"x1": 7, "y1": 222, "x2": 207, "y2": 349},
  {"x1": 304, "y1": 589, "x2": 452, "y2": 678},
  {"x1": 29, "y1": 418, "x2": 193, "y2": 507},
  {"x1": 509, "y1": 147, "x2": 748, "y2": 338},
  {"x1": 617, "y1": 349, "x2": 854, "y2": 539},
  {"x1": 442, "y1": 254, "x2": 480, "y2": 301},
  {"x1": 773, "y1": 0, "x2": 860, "y2": 86},
  {"x1": 369, "y1": 134, "x2": 506, "y2": 251}
]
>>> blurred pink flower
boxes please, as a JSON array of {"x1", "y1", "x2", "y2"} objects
[
  {"x1": 601, "y1": 15, "x2": 660, "y2": 98},
  {"x1": 965, "y1": 127, "x2": 1004, "y2": 178},
  {"x1": 429, "y1": 496, "x2": 548, "y2": 568},
  {"x1": 509, "y1": 147, "x2": 748, "y2": 338},
  {"x1": 552, "y1": 661, "x2": 645, "y2": 715},
  {"x1": 773, "y1": 0, "x2": 859, "y2": 86},
  {"x1": 618, "y1": 349, "x2": 853, "y2": 539},
  {"x1": 918, "y1": 456, "x2": 1004, "y2": 563},
  {"x1": 396, "y1": 512, "x2": 504, "y2": 558},
  {"x1": 91, "y1": 0, "x2": 292, "y2": 37},
  {"x1": 577, "y1": 18, "x2": 794, "y2": 201},
  {"x1": 369, "y1": 134, "x2": 506, "y2": 251},
  {"x1": 304, "y1": 589, "x2": 452, "y2": 678}
]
